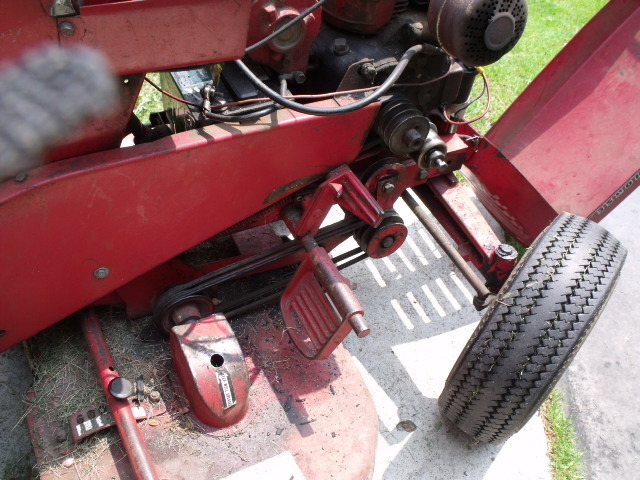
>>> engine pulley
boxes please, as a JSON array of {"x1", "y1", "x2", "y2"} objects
[{"x1": 376, "y1": 95, "x2": 433, "y2": 155}]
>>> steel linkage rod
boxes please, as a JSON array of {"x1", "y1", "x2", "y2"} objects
[
  {"x1": 401, "y1": 190, "x2": 492, "y2": 301},
  {"x1": 80, "y1": 309, "x2": 160, "y2": 480}
]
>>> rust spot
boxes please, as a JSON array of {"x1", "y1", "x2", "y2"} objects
[
  {"x1": 396, "y1": 420, "x2": 417, "y2": 432},
  {"x1": 264, "y1": 174, "x2": 323, "y2": 205}
]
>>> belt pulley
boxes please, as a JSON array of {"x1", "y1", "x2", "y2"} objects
[{"x1": 153, "y1": 218, "x2": 365, "y2": 334}]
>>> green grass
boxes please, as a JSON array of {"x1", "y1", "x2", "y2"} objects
[
  {"x1": 467, "y1": 0, "x2": 609, "y2": 134},
  {"x1": 134, "y1": 72, "x2": 163, "y2": 123},
  {"x1": 542, "y1": 390, "x2": 586, "y2": 480}
]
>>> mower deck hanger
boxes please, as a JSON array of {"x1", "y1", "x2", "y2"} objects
[{"x1": 0, "y1": 0, "x2": 636, "y2": 478}]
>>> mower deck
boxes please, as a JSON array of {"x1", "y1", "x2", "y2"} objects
[{"x1": 25, "y1": 307, "x2": 377, "y2": 480}]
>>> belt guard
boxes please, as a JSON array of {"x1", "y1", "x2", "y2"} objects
[{"x1": 170, "y1": 314, "x2": 250, "y2": 427}]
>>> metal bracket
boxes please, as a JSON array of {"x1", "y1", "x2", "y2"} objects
[
  {"x1": 69, "y1": 398, "x2": 167, "y2": 445},
  {"x1": 283, "y1": 165, "x2": 385, "y2": 237}
]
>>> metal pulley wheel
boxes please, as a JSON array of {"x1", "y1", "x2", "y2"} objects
[
  {"x1": 375, "y1": 95, "x2": 433, "y2": 155},
  {"x1": 355, "y1": 210, "x2": 408, "y2": 259},
  {"x1": 154, "y1": 294, "x2": 215, "y2": 335}
]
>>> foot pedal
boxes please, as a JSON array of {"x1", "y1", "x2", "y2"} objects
[{"x1": 281, "y1": 235, "x2": 369, "y2": 360}]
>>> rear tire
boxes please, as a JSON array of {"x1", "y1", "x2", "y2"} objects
[{"x1": 439, "y1": 213, "x2": 626, "y2": 443}]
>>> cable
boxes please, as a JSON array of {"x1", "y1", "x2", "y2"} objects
[
  {"x1": 453, "y1": 72, "x2": 486, "y2": 117},
  {"x1": 233, "y1": 44, "x2": 428, "y2": 116},
  {"x1": 143, "y1": 76, "x2": 201, "y2": 108},
  {"x1": 245, "y1": 0, "x2": 327, "y2": 53},
  {"x1": 204, "y1": 104, "x2": 279, "y2": 122},
  {"x1": 443, "y1": 68, "x2": 491, "y2": 125},
  {"x1": 206, "y1": 63, "x2": 453, "y2": 110},
  {"x1": 145, "y1": 51, "x2": 455, "y2": 120},
  {"x1": 145, "y1": 76, "x2": 279, "y2": 122}
]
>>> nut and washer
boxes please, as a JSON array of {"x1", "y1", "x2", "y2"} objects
[
  {"x1": 382, "y1": 182, "x2": 395, "y2": 194},
  {"x1": 381, "y1": 235, "x2": 396, "y2": 249},
  {"x1": 55, "y1": 427, "x2": 67, "y2": 443},
  {"x1": 495, "y1": 244, "x2": 518, "y2": 260}
]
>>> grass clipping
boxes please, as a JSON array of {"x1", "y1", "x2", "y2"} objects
[
  {"x1": 541, "y1": 389, "x2": 586, "y2": 480},
  {"x1": 24, "y1": 307, "x2": 177, "y2": 478}
]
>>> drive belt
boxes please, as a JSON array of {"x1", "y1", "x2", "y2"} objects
[{"x1": 152, "y1": 218, "x2": 365, "y2": 323}]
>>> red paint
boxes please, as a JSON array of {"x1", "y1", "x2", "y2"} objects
[
  {"x1": 285, "y1": 165, "x2": 385, "y2": 237},
  {"x1": 486, "y1": 0, "x2": 640, "y2": 223},
  {"x1": 45, "y1": 75, "x2": 144, "y2": 163},
  {"x1": 323, "y1": 0, "x2": 397, "y2": 33},
  {"x1": 0, "y1": 103, "x2": 378, "y2": 352},
  {"x1": 0, "y1": 2, "x2": 58, "y2": 65},
  {"x1": 247, "y1": 0, "x2": 322, "y2": 73},
  {"x1": 280, "y1": 166, "x2": 384, "y2": 358},
  {"x1": 281, "y1": 234, "x2": 366, "y2": 360},
  {"x1": 458, "y1": 126, "x2": 558, "y2": 246},
  {"x1": 81, "y1": 310, "x2": 159, "y2": 480},
  {"x1": 427, "y1": 175, "x2": 503, "y2": 264},
  {"x1": 170, "y1": 314, "x2": 250, "y2": 427},
  {"x1": 58, "y1": 0, "x2": 252, "y2": 75}
]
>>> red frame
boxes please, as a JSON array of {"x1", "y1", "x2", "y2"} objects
[
  {"x1": 471, "y1": 0, "x2": 640, "y2": 238},
  {"x1": 0, "y1": 102, "x2": 379, "y2": 351},
  {"x1": 1, "y1": 0, "x2": 636, "y2": 352}
]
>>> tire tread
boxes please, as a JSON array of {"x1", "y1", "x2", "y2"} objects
[{"x1": 439, "y1": 213, "x2": 626, "y2": 443}]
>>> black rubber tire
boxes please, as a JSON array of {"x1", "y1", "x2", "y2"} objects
[{"x1": 439, "y1": 213, "x2": 627, "y2": 443}]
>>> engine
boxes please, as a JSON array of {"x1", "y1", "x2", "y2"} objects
[{"x1": 135, "y1": 0, "x2": 527, "y2": 172}]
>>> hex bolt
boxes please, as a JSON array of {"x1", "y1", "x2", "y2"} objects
[
  {"x1": 93, "y1": 267, "x2": 110, "y2": 279},
  {"x1": 359, "y1": 63, "x2": 376, "y2": 81},
  {"x1": 334, "y1": 38, "x2": 349, "y2": 56},
  {"x1": 293, "y1": 71, "x2": 306, "y2": 84},
  {"x1": 149, "y1": 391, "x2": 161, "y2": 403},
  {"x1": 58, "y1": 21, "x2": 76, "y2": 37},
  {"x1": 408, "y1": 21, "x2": 424, "y2": 39},
  {"x1": 381, "y1": 235, "x2": 396, "y2": 249},
  {"x1": 382, "y1": 182, "x2": 395, "y2": 194},
  {"x1": 416, "y1": 169, "x2": 429, "y2": 181},
  {"x1": 495, "y1": 243, "x2": 518, "y2": 260}
]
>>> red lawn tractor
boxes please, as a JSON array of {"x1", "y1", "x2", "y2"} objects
[{"x1": 0, "y1": 0, "x2": 637, "y2": 478}]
